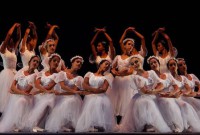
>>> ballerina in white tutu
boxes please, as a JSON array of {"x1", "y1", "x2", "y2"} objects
[
  {"x1": 89, "y1": 27, "x2": 115, "y2": 111},
  {"x1": 45, "y1": 55, "x2": 84, "y2": 132},
  {"x1": 177, "y1": 58, "x2": 200, "y2": 117},
  {"x1": 0, "y1": 55, "x2": 40, "y2": 132},
  {"x1": 0, "y1": 23, "x2": 21, "y2": 114},
  {"x1": 26, "y1": 53, "x2": 61, "y2": 132},
  {"x1": 167, "y1": 58, "x2": 200, "y2": 132},
  {"x1": 147, "y1": 56, "x2": 184, "y2": 132},
  {"x1": 110, "y1": 26, "x2": 146, "y2": 123},
  {"x1": 120, "y1": 56, "x2": 171, "y2": 133},
  {"x1": 76, "y1": 60, "x2": 116, "y2": 132}
]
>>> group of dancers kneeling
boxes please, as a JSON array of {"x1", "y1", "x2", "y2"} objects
[{"x1": 0, "y1": 52, "x2": 200, "y2": 133}]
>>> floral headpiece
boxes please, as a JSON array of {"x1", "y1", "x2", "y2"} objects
[
  {"x1": 44, "y1": 38, "x2": 55, "y2": 48},
  {"x1": 123, "y1": 38, "x2": 135, "y2": 45},
  {"x1": 70, "y1": 55, "x2": 84, "y2": 64},
  {"x1": 147, "y1": 56, "x2": 159, "y2": 64},
  {"x1": 167, "y1": 57, "x2": 178, "y2": 64}
]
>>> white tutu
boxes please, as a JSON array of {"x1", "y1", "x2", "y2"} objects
[
  {"x1": 26, "y1": 94, "x2": 55, "y2": 130},
  {"x1": 0, "y1": 94, "x2": 33, "y2": 132},
  {"x1": 0, "y1": 69, "x2": 15, "y2": 112},
  {"x1": 110, "y1": 55, "x2": 138, "y2": 116},
  {"x1": 157, "y1": 97, "x2": 184, "y2": 131},
  {"x1": 75, "y1": 93, "x2": 116, "y2": 132},
  {"x1": 111, "y1": 75, "x2": 138, "y2": 116},
  {"x1": 45, "y1": 95, "x2": 82, "y2": 132},
  {"x1": 120, "y1": 93, "x2": 171, "y2": 132},
  {"x1": 176, "y1": 98, "x2": 200, "y2": 132},
  {"x1": 181, "y1": 96, "x2": 200, "y2": 118}
]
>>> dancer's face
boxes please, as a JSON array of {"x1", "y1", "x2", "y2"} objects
[
  {"x1": 47, "y1": 40, "x2": 56, "y2": 54},
  {"x1": 157, "y1": 43, "x2": 165, "y2": 52},
  {"x1": 149, "y1": 58, "x2": 159, "y2": 71},
  {"x1": 168, "y1": 59, "x2": 177, "y2": 73},
  {"x1": 99, "y1": 60, "x2": 110, "y2": 72},
  {"x1": 124, "y1": 40, "x2": 134, "y2": 54},
  {"x1": 49, "y1": 56, "x2": 60, "y2": 69},
  {"x1": 178, "y1": 59, "x2": 187, "y2": 73},
  {"x1": 29, "y1": 56, "x2": 40, "y2": 69},
  {"x1": 130, "y1": 57, "x2": 142, "y2": 70},
  {"x1": 71, "y1": 58, "x2": 83, "y2": 70},
  {"x1": 97, "y1": 42, "x2": 105, "y2": 52}
]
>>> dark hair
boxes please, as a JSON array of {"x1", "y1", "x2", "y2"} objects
[
  {"x1": 97, "y1": 59, "x2": 110, "y2": 69},
  {"x1": 28, "y1": 55, "x2": 41, "y2": 71},
  {"x1": 48, "y1": 55, "x2": 61, "y2": 65},
  {"x1": 97, "y1": 41, "x2": 109, "y2": 54},
  {"x1": 70, "y1": 57, "x2": 83, "y2": 68},
  {"x1": 177, "y1": 58, "x2": 186, "y2": 75},
  {"x1": 157, "y1": 40, "x2": 168, "y2": 50},
  {"x1": 148, "y1": 57, "x2": 160, "y2": 66},
  {"x1": 28, "y1": 55, "x2": 40, "y2": 66},
  {"x1": 167, "y1": 59, "x2": 177, "y2": 69}
]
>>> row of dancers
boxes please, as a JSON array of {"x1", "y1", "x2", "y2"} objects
[{"x1": 0, "y1": 22, "x2": 199, "y2": 133}]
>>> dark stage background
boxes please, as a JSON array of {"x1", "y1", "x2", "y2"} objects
[{"x1": 0, "y1": 1, "x2": 199, "y2": 78}]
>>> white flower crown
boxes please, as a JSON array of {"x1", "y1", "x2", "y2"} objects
[
  {"x1": 123, "y1": 38, "x2": 135, "y2": 44},
  {"x1": 49, "y1": 53, "x2": 61, "y2": 61},
  {"x1": 44, "y1": 38, "x2": 55, "y2": 47},
  {"x1": 167, "y1": 57, "x2": 178, "y2": 64},
  {"x1": 177, "y1": 58, "x2": 185, "y2": 61},
  {"x1": 147, "y1": 56, "x2": 159, "y2": 64},
  {"x1": 70, "y1": 55, "x2": 84, "y2": 63}
]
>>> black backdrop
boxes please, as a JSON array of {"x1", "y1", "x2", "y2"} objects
[{"x1": 0, "y1": 1, "x2": 200, "y2": 78}]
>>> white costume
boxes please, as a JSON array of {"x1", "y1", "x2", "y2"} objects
[
  {"x1": 172, "y1": 75, "x2": 200, "y2": 132},
  {"x1": 19, "y1": 39, "x2": 35, "y2": 67},
  {"x1": 111, "y1": 55, "x2": 138, "y2": 116},
  {"x1": 45, "y1": 71, "x2": 83, "y2": 132},
  {"x1": 0, "y1": 70, "x2": 36, "y2": 132},
  {"x1": 75, "y1": 72, "x2": 116, "y2": 132},
  {"x1": 0, "y1": 43, "x2": 17, "y2": 113},
  {"x1": 120, "y1": 70, "x2": 171, "y2": 132},
  {"x1": 26, "y1": 71, "x2": 57, "y2": 130}
]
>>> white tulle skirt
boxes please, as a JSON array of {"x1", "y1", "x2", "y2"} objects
[
  {"x1": 181, "y1": 96, "x2": 200, "y2": 118},
  {"x1": 156, "y1": 97, "x2": 184, "y2": 131},
  {"x1": 75, "y1": 93, "x2": 116, "y2": 132},
  {"x1": 120, "y1": 93, "x2": 171, "y2": 133},
  {"x1": 25, "y1": 93, "x2": 55, "y2": 131},
  {"x1": 0, "y1": 94, "x2": 33, "y2": 132},
  {"x1": 111, "y1": 75, "x2": 138, "y2": 116},
  {"x1": 176, "y1": 97, "x2": 200, "y2": 132},
  {"x1": 45, "y1": 94, "x2": 83, "y2": 132},
  {"x1": 0, "y1": 69, "x2": 15, "y2": 112}
]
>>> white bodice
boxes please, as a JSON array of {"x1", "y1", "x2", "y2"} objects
[
  {"x1": 161, "y1": 73, "x2": 176, "y2": 92},
  {"x1": 156, "y1": 51, "x2": 172, "y2": 74},
  {"x1": 0, "y1": 46, "x2": 17, "y2": 69},
  {"x1": 37, "y1": 71, "x2": 57, "y2": 87},
  {"x1": 20, "y1": 49, "x2": 35, "y2": 67},
  {"x1": 112, "y1": 55, "x2": 130, "y2": 71},
  {"x1": 96, "y1": 55, "x2": 112, "y2": 65},
  {"x1": 186, "y1": 74, "x2": 199, "y2": 91},
  {"x1": 55, "y1": 71, "x2": 83, "y2": 92},
  {"x1": 170, "y1": 75, "x2": 189, "y2": 91},
  {"x1": 15, "y1": 70, "x2": 37, "y2": 91},
  {"x1": 132, "y1": 70, "x2": 162, "y2": 94},
  {"x1": 84, "y1": 72, "x2": 107, "y2": 89},
  {"x1": 19, "y1": 39, "x2": 35, "y2": 67}
]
